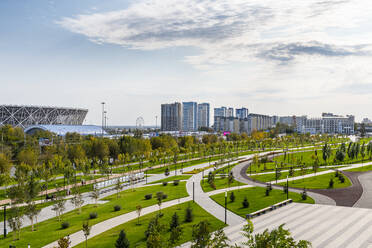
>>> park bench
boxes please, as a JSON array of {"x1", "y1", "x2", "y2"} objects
[{"x1": 246, "y1": 199, "x2": 293, "y2": 219}]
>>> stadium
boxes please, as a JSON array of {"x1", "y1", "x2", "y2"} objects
[{"x1": 0, "y1": 105, "x2": 88, "y2": 128}]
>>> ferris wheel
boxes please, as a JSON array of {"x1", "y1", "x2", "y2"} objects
[{"x1": 136, "y1": 116, "x2": 145, "y2": 129}]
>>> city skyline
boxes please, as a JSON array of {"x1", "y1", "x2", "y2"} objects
[{"x1": 1, "y1": 0, "x2": 372, "y2": 125}]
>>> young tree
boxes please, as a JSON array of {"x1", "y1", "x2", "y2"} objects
[
  {"x1": 8, "y1": 206, "x2": 23, "y2": 241},
  {"x1": 191, "y1": 220, "x2": 211, "y2": 248},
  {"x1": 115, "y1": 179, "x2": 123, "y2": 199},
  {"x1": 57, "y1": 236, "x2": 71, "y2": 248},
  {"x1": 52, "y1": 194, "x2": 66, "y2": 222},
  {"x1": 115, "y1": 230, "x2": 130, "y2": 248},
  {"x1": 169, "y1": 212, "x2": 180, "y2": 230},
  {"x1": 136, "y1": 205, "x2": 142, "y2": 225},
  {"x1": 227, "y1": 171, "x2": 234, "y2": 188},
  {"x1": 82, "y1": 221, "x2": 91, "y2": 248},
  {"x1": 145, "y1": 216, "x2": 165, "y2": 248},
  {"x1": 241, "y1": 220, "x2": 311, "y2": 247},
  {"x1": 90, "y1": 185, "x2": 100, "y2": 207},
  {"x1": 208, "y1": 229, "x2": 230, "y2": 248},
  {"x1": 71, "y1": 188, "x2": 84, "y2": 214},
  {"x1": 25, "y1": 202, "x2": 41, "y2": 231},
  {"x1": 156, "y1": 192, "x2": 164, "y2": 215}
]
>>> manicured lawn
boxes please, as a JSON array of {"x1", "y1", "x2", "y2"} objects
[
  {"x1": 148, "y1": 175, "x2": 192, "y2": 184},
  {"x1": 201, "y1": 177, "x2": 245, "y2": 192},
  {"x1": 249, "y1": 168, "x2": 331, "y2": 182},
  {"x1": 2, "y1": 183, "x2": 188, "y2": 248},
  {"x1": 277, "y1": 172, "x2": 352, "y2": 189},
  {"x1": 345, "y1": 163, "x2": 372, "y2": 172},
  {"x1": 210, "y1": 187, "x2": 314, "y2": 218},
  {"x1": 74, "y1": 201, "x2": 226, "y2": 248}
]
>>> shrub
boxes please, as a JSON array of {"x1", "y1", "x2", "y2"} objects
[
  {"x1": 114, "y1": 205, "x2": 122, "y2": 212},
  {"x1": 329, "y1": 178, "x2": 334, "y2": 189},
  {"x1": 145, "y1": 194, "x2": 153, "y2": 200},
  {"x1": 162, "y1": 194, "x2": 168, "y2": 199},
  {"x1": 302, "y1": 188, "x2": 307, "y2": 200},
  {"x1": 339, "y1": 174, "x2": 345, "y2": 183},
  {"x1": 335, "y1": 170, "x2": 339, "y2": 178},
  {"x1": 89, "y1": 212, "x2": 98, "y2": 219},
  {"x1": 61, "y1": 221, "x2": 70, "y2": 229},
  {"x1": 165, "y1": 168, "x2": 170, "y2": 176},
  {"x1": 185, "y1": 205, "x2": 193, "y2": 223},
  {"x1": 265, "y1": 188, "x2": 270, "y2": 196},
  {"x1": 242, "y1": 197, "x2": 249, "y2": 208},
  {"x1": 173, "y1": 180, "x2": 180, "y2": 186},
  {"x1": 229, "y1": 192, "x2": 235, "y2": 202},
  {"x1": 169, "y1": 212, "x2": 180, "y2": 230},
  {"x1": 163, "y1": 181, "x2": 168, "y2": 186}
]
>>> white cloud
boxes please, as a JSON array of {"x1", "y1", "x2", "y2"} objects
[{"x1": 58, "y1": 0, "x2": 372, "y2": 67}]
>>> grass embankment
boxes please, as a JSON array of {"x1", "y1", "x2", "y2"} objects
[
  {"x1": 3, "y1": 182, "x2": 188, "y2": 248},
  {"x1": 148, "y1": 175, "x2": 192, "y2": 184},
  {"x1": 345, "y1": 163, "x2": 372, "y2": 172},
  {"x1": 249, "y1": 168, "x2": 331, "y2": 182},
  {"x1": 74, "y1": 202, "x2": 226, "y2": 248},
  {"x1": 210, "y1": 187, "x2": 314, "y2": 218},
  {"x1": 277, "y1": 172, "x2": 351, "y2": 189},
  {"x1": 201, "y1": 177, "x2": 245, "y2": 192}
]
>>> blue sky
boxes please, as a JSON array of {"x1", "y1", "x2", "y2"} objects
[{"x1": 1, "y1": 0, "x2": 372, "y2": 125}]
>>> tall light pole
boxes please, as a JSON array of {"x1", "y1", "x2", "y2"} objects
[
  {"x1": 286, "y1": 175, "x2": 289, "y2": 200},
  {"x1": 224, "y1": 190, "x2": 227, "y2": 224},
  {"x1": 3, "y1": 205, "x2": 6, "y2": 238},
  {"x1": 101, "y1": 102, "x2": 105, "y2": 137},
  {"x1": 192, "y1": 178, "x2": 195, "y2": 202}
]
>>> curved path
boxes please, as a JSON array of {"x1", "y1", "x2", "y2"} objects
[
  {"x1": 353, "y1": 171, "x2": 372, "y2": 208},
  {"x1": 232, "y1": 161, "x2": 336, "y2": 205}
]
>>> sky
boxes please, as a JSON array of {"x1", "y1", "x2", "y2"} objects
[{"x1": 1, "y1": 0, "x2": 372, "y2": 125}]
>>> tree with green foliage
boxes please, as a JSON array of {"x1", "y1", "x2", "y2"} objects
[
  {"x1": 90, "y1": 185, "x2": 100, "y2": 207},
  {"x1": 241, "y1": 220, "x2": 311, "y2": 247},
  {"x1": 115, "y1": 179, "x2": 123, "y2": 199},
  {"x1": 82, "y1": 221, "x2": 91, "y2": 248},
  {"x1": 0, "y1": 153, "x2": 11, "y2": 188},
  {"x1": 136, "y1": 205, "x2": 142, "y2": 225},
  {"x1": 57, "y1": 236, "x2": 71, "y2": 248},
  {"x1": 227, "y1": 171, "x2": 234, "y2": 187},
  {"x1": 156, "y1": 191, "x2": 164, "y2": 215},
  {"x1": 230, "y1": 192, "x2": 236, "y2": 202},
  {"x1": 335, "y1": 148, "x2": 345, "y2": 163},
  {"x1": 185, "y1": 205, "x2": 194, "y2": 223},
  {"x1": 169, "y1": 212, "x2": 180, "y2": 230},
  {"x1": 242, "y1": 196, "x2": 249, "y2": 208},
  {"x1": 115, "y1": 230, "x2": 130, "y2": 248},
  {"x1": 191, "y1": 220, "x2": 211, "y2": 248},
  {"x1": 52, "y1": 191, "x2": 66, "y2": 222},
  {"x1": 71, "y1": 188, "x2": 84, "y2": 214},
  {"x1": 8, "y1": 206, "x2": 23, "y2": 241},
  {"x1": 145, "y1": 216, "x2": 165, "y2": 248},
  {"x1": 169, "y1": 225, "x2": 183, "y2": 247}
]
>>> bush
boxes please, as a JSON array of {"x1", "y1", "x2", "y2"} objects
[
  {"x1": 114, "y1": 205, "x2": 122, "y2": 212},
  {"x1": 242, "y1": 197, "x2": 249, "y2": 208},
  {"x1": 329, "y1": 178, "x2": 334, "y2": 188},
  {"x1": 173, "y1": 180, "x2": 180, "y2": 186},
  {"x1": 145, "y1": 194, "x2": 153, "y2": 200},
  {"x1": 165, "y1": 168, "x2": 170, "y2": 176},
  {"x1": 339, "y1": 174, "x2": 345, "y2": 183},
  {"x1": 162, "y1": 194, "x2": 168, "y2": 199},
  {"x1": 89, "y1": 212, "x2": 98, "y2": 219},
  {"x1": 229, "y1": 192, "x2": 235, "y2": 202},
  {"x1": 302, "y1": 188, "x2": 307, "y2": 200},
  {"x1": 163, "y1": 181, "x2": 168, "y2": 186},
  {"x1": 61, "y1": 221, "x2": 70, "y2": 229},
  {"x1": 265, "y1": 188, "x2": 270, "y2": 196},
  {"x1": 185, "y1": 205, "x2": 193, "y2": 223},
  {"x1": 335, "y1": 170, "x2": 339, "y2": 178}
]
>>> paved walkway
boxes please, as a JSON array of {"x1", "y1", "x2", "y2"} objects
[
  {"x1": 353, "y1": 171, "x2": 372, "y2": 208},
  {"x1": 232, "y1": 161, "x2": 336, "y2": 205},
  {"x1": 226, "y1": 203, "x2": 372, "y2": 248}
]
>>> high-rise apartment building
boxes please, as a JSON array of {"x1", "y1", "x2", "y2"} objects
[
  {"x1": 197, "y1": 103, "x2": 210, "y2": 129},
  {"x1": 236, "y1": 107, "x2": 248, "y2": 119},
  {"x1": 161, "y1": 102, "x2": 182, "y2": 131},
  {"x1": 214, "y1": 107, "x2": 227, "y2": 117},
  {"x1": 227, "y1": 107, "x2": 234, "y2": 117},
  {"x1": 182, "y1": 102, "x2": 198, "y2": 131}
]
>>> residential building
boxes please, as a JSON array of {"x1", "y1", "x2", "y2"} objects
[
  {"x1": 236, "y1": 107, "x2": 248, "y2": 119},
  {"x1": 182, "y1": 102, "x2": 198, "y2": 131},
  {"x1": 297, "y1": 113, "x2": 354, "y2": 134},
  {"x1": 161, "y1": 102, "x2": 182, "y2": 131},
  {"x1": 197, "y1": 103, "x2": 210, "y2": 129},
  {"x1": 214, "y1": 107, "x2": 227, "y2": 117},
  {"x1": 227, "y1": 107, "x2": 234, "y2": 117}
]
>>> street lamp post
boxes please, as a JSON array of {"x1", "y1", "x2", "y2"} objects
[
  {"x1": 286, "y1": 175, "x2": 289, "y2": 199},
  {"x1": 145, "y1": 169, "x2": 148, "y2": 184},
  {"x1": 224, "y1": 190, "x2": 227, "y2": 224},
  {"x1": 101, "y1": 102, "x2": 105, "y2": 137},
  {"x1": 3, "y1": 205, "x2": 6, "y2": 238},
  {"x1": 193, "y1": 178, "x2": 195, "y2": 202}
]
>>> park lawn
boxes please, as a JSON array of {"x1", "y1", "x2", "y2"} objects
[
  {"x1": 277, "y1": 172, "x2": 351, "y2": 189},
  {"x1": 249, "y1": 168, "x2": 331, "y2": 182},
  {"x1": 344, "y1": 163, "x2": 372, "y2": 172},
  {"x1": 2, "y1": 182, "x2": 188, "y2": 248},
  {"x1": 74, "y1": 201, "x2": 226, "y2": 248},
  {"x1": 210, "y1": 187, "x2": 314, "y2": 218},
  {"x1": 201, "y1": 177, "x2": 245, "y2": 192},
  {"x1": 148, "y1": 175, "x2": 192, "y2": 184}
]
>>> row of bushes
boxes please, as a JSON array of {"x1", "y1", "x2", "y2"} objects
[
  {"x1": 162, "y1": 180, "x2": 180, "y2": 186},
  {"x1": 145, "y1": 192, "x2": 168, "y2": 200}
]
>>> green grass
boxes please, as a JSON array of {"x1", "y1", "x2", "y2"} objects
[
  {"x1": 201, "y1": 177, "x2": 245, "y2": 192},
  {"x1": 249, "y1": 168, "x2": 331, "y2": 182},
  {"x1": 148, "y1": 175, "x2": 192, "y2": 184},
  {"x1": 210, "y1": 187, "x2": 314, "y2": 218},
  {"x1": 2, "y1": 182, "x2": 188, "y2": 248},
  {"x1": 277, "y1": 172, "x2": 352, "y2": 189},
  {"x1": 345, "y1": 163, "x2": 372, "y2": 172},
  {"x1": 74, "y1": 201, "x2": 226, "y2": 248}
]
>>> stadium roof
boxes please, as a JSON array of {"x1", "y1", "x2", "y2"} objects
[{"x1": 24, "y1": 125, "x2": 107, "y2": 136}]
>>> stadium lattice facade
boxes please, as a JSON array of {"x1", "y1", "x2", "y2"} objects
[{"x1": 0, "y1": 105, "x2": 88, "y2": 128}]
